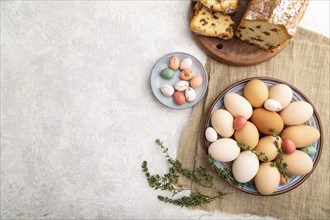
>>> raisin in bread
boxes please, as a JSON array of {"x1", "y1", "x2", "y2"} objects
[
  {"x1": 235, "y1": 0, "x2": 309, "y2": 51},
  {"x1": 200, "y1": 0, "x2": 239, "y2": 14},
  {"x1": 190, "y1": 2, "x2": 235, "y2": 40}
]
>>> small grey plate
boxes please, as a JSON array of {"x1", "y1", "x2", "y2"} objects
[{"x1": 150, "y1": 52, "x2": 208, "y2": 110}]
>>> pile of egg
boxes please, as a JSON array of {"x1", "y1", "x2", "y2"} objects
[
  {"x1": 205, "y1": 79, "x2": 320, "y2": 195},
  {"x1": 160, "y1": 56, "x2": 203, "y2": 105}
]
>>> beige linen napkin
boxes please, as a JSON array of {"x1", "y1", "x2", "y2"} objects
[{"x1": 177, "y1": 28, "x2": 329, "y2": 219}]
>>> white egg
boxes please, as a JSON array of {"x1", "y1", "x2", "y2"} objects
[
  {"x1": 180, "y1": 58, "x2": 192, "y2": 70},
  {"x1": 211, "y1": 109, "x2": 235, "y2": 138},
  {"x1": 175, "y1": 80, "x2": 189, "y2": 92},
  {"x1": 232, "y1": 151, "x2": 259, "y2": 183},
  {"x1": 185, "y1": 87, "x2": 196, "y2": 102},
  {"x1": 160, "y1": 84, "x2": 174, "y2": 97},
  {"x1": 205, "y1": 127, "x2": 218, "y2": 142},
  {"x1": 264, "y1": 99, "x2": 282, "y2": 112},
  {"x1": 208, "y1": 138, "x2": 240, "y2": 162}
]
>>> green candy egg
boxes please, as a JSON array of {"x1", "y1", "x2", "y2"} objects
[
  {"x1": 300, "y1": 145, "x2": 317, "y2": 156},
  {"x1": 160, "y1": 68, "x2": 175, "y2": 79}
]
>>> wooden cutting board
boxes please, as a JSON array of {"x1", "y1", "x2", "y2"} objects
[{"x1": 190, "y1": 0, "x2": 288, "y2": 66}]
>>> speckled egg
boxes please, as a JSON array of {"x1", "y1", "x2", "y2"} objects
[
  {"x1": 168, "y1": 56, "x2": 180, "y2": 70},
  {"x1": 190, "y1": 76, "x2": 203, "y2": 89},
  {"x1": 180, "y1": 69, "x2": 194, "y2": 81},
  {"x1": 173, "y1": 92, "x2": 185, "y2": 105},
  {"x1": 264, "y1": 99, "x2": 282, "y2": 112},
  {"x1": 185, "y1": 87, "x2": 196, "y2": 102},
  {"x1": 175, "y1": 81, "x2": 189, "y2": 92},
  {"x1": 180, "y1": 58, "x2": 192, "y2": 70},
  {"x1": 160, "y1": 68, "x2": 175, "y2": 80},
  {"x1": 301, "y1": 145, "x2": 317, "y2": 156},
  {"x1": 160, "y1": 84, "x2": 174, "y2": 97}
]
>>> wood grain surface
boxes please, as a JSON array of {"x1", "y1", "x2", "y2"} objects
[{"x1": 189, "y1": 0, "x2": 288, "y2": 66}]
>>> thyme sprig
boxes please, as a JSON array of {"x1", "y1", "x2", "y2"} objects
[
  {"x1": 207, "y1": 154, "x2": 242, "y2": 186},
  {"x1": 155, "y1": 139, "x2": 215, "y2": 188},
  {"x1": 207, "y1": 154, "x2": 255, "y2": 188},
  {"x1": 158, "y1": 192, "x2": 226, "y2": 208},
  {"x1": 142, "y1": 139, "x2": 226, "y2": 207},
  {"x1": 142, "y1": 161, "x2": 183, "y2": 195},
  {"x1": 271, "y1": 129, "x2": 291, "y2": 182},
  {"x1": 237, "y1": 142, "x2": 269, "y2": 162}
]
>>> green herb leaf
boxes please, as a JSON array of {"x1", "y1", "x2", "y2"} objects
[
  {"x1": 142, "y1": 139, "x2": 226, "y2": 207},
  {"x1": 271, "y1": 129, "x2": 291, "y2": 182},
  {"x1": 237, "y1": 142, "x2": 269, "y2": 162},
  {"x1": 158, "y1": 192, "x2": 226, "y2": 208}
]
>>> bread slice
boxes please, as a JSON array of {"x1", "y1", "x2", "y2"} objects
[
  {"x1": 190, "y1": 2, "x2": 235, "y2": 40},
  {"x1": 200, "y1": 0, "x2": 239, "y2": 14},
  {"x1": 235, "y1": 0, "x2": 309, "y2": 51}
]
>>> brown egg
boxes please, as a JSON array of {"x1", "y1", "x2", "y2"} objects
[
  {"x1": 190, "y1": 76, "x2": 203, "y2": 88},
  {"x1": 255, "y1": 135, "x2": 281, "y2": 161},
  {"x1": 254, "y1": 162, "x2": 280, "y2": 195},
  {"x1": 281, "y1": 150, "x2": 313, "y2": 176},
  {"x1": 243, "y1": 79, "x2": 269, "y2": 108},
  {"x1": 179, "y1": 69, "x2": 194, "y2": 81},
  {"x1": 280, "y1": 101, "x2": 313, "y2": 125},
  {"x1": 251, "y1": 108, "x2": 284, "y2": 135},
  {"x1": 234, "y1": 121, "x2": 259, "y2": 149},
  {"x1": 280, "y1": 125, "x2": 320, "y2": 148}
]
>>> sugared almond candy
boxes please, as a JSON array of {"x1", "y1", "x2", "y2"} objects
[
  {"x1": 175, "y1": 80, "x2": 189, "y2": 92},
  {"x1": 180, "y1": 58, "x2": 192, "y2": 70},
  {"x1": 168, "y1": 56, "x2": 180, "y2": 70},
  {"x1": 160, "y1": 84, "x2": 174, "y2": 97},
  {"x1": 185, "y1": 87, "x2": 196, "y2": 102},
  {"x1": 180, "y1": 69, "x2": 194, "y2": 80},
  {"x1": 190, "y1": 76, "x2": 203, "y2": 88},
  {"x1": 173, "y1": 92, "x2": 185, "y2": 105}
]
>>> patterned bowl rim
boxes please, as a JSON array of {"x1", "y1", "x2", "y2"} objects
[{"x1": 204, "y1": 76, "x2": 323, "y2": 196}]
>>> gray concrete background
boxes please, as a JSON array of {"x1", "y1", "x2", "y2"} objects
[{"x1": 1, "y1": 1, "x2": 329, "y2": 219}]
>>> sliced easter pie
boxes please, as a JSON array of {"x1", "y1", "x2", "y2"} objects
[
  {"x1": 200, "y1": 0, "x2": 239, "y2": 14},
  {"x1": 190, "y1": 2, "x2": 235, "y2": 40}
]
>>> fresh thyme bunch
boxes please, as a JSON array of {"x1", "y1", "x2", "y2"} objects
[
  {"x1": 271, "y1": 129, "x2": 291, "y2": 181},
  {"x1": 141, "y1": 139, "x2": 226, "y2": 208}
]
